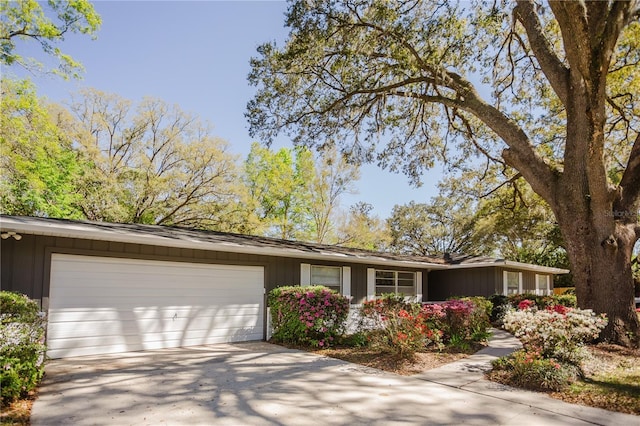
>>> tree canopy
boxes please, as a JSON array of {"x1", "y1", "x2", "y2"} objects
[
  {"x1": 0, "y1": 78, "x2": 84, "y2": 218},
  {"x1": 0, "y1": 0, "x2": 101, "y2": 79},
  {"x1": 247, "y1": 0, "x2": 640, "y2": 345}
]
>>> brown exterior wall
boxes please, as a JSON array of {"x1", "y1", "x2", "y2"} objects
[
  {"x1": 427, "y1": 267, "x2": 500, "y2": 300},
  {"x1": 1, "y1": 234, "x2": 429, "y2": 307},
  {"x1": 428, "y1": 268, "x2": 555, "y2": 300}
]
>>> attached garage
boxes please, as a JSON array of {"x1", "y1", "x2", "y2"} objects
[
  {"x1": 47, "y1": 254, "x2": 264, "y2": 358},
  {"x1": 1, "y1": 215, "x2": 569, "y2": 359}
]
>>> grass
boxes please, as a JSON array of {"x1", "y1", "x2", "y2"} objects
[
  {"x1": 548, "y1": 344, "x2": 640, "y2": 415},
  {"x1": 304, "y1": 339, "x2": 640, "y2": 415}
]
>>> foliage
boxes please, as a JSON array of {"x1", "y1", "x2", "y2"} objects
[
  {"x1": 268, "y1": 285, "x2": 349, "y2": 347},
  {"x1": 67, "y1": 89, "x2": 244, "y2": 229},
  {"x1": 507, "y1": 293, "x2": 577, "y2": 310},
  {"x1": 491, "y1": 349, "x2": 579, "y2": 392},
  {"x1": 0, "y1": 292, "x2": 46, "y2": 405},
  {"x1": 361, "y1": 296, "x2": 443, "y2": 356},
  {"x1": 387, "y1": 197, "x2": 481, "y2": 256},
  {"x1": 503, "y1": 304, "x2": 607, "y2": 366},
  {"x1": 0, "y1": 0, "x2": 101, "y2": 79},
  {"x1": 488, "y1": 294, "x2": 510, "y2": 324},
  {"x1": 245, "y1": 143, "x2": 359, "y2": 241},
  {"x1": 0, "y1": 78, "x2": 85, "y2": 218},
  {"x1": 245, "y1": 143, "x2": 314, "y2": 240},
  {"x1": 246, "y1": 0, "x2": 640, "y2": 345},
  {"x1": 335, "y1": 202, "x2": 390, "y2": 251},
  {"x1": 308, "y1": 146, "x2": 360, "y2": 243},
  {"x1": 359, "y1": 295, "x2": 490, "y2": 356}
]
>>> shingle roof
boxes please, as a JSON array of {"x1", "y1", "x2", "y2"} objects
[
  {"x1": 0, "y1": 215, "x2": 447, "y2": 269},
  {"x1": 0, "y1": 215, "x2": 569, "y2": 274}
]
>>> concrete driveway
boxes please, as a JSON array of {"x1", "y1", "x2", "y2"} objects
[{"x1": 31, "y1": 341, "x2": 638, "y2": 426}]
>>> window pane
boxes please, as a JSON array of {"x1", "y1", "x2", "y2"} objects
[
  {"x1": 397, "y1": 277, "x2": 415, "y2": 287},
  {"x1": 537, "y1": 275, "x2": 548, "y2": 290},
  {"x1": 397, "y1": 286, "x2": 415, "y2": 296},
  {"x1": 375, "y1": 286, "x2": 395, "y2": 296},
  {"x1": 375, "y1": 270, "x2": 415, "y2": 296},
  {"x1": 376, "y1": 270, "x2": 394, "y2": 280},
  {"x1": 506, "y1": 271, "x2": 519, "y2": 294},
  {"x1": 311, "y1": 266, "x2": 341, "y2": 290}
]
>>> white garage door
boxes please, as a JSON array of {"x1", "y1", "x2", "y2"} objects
[{"x1": 47, "y1": 254, "x2": 264, "y2": 358}]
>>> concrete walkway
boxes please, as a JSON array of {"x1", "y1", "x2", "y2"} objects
[
  {"x1": 415, "y1": 327, "x2": 523, "y2": 387},
  {"x1": 31, "y1": 330, "x2": 639, "y2": 426}
]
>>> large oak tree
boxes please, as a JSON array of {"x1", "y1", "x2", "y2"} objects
[{"x1": 247, "y1": 0, "x2": 640, "y2": 345}]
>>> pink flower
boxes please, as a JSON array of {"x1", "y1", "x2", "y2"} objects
[{"x1": 518, "y1": 299, "x2": 535, "y2": 310}]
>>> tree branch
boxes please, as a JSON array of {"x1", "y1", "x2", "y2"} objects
[
  {"x1": 514, "y1": 0, "x2": 570, "y2": 106},
  {"x1": 615, "y1": 132, "x2": 640, "y2": 218}
]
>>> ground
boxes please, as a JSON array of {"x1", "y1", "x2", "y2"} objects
[
  {"x1": 312, "y1": 344, "x2": 481, "y2": 376},
  {"x1": 312, "y1": 342, "x2": 640, "y2": 416},
  {"x1": 2, "y1": 341, "x2": 638, "y2": 424}
]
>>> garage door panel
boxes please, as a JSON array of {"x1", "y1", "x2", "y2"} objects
[
  {"x1": 47, "y1": 254, "x2": 265, "y2": 358},
  {"x1": 48, "y1": 309, "x2": 262, "y2": 338},
  {"x1": 47, "y1": 305, "x2": 262, "y2": 323},
  {"x1": 47, "y1": 288, "x2": 263, "y2": 309}
]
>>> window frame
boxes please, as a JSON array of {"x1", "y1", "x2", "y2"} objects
[
  {"x1": 535, "y1": 274, "x2": 551, "y2": 296},
  {"x1": 374, "y1": 269, "x2": 416, "y2": 297},
  {"x1": 310, "y1": 265, "x2": 342, "y2": 294},
  {"x1": 503, "y1": 270, "x2": 522, "y2": 295}
]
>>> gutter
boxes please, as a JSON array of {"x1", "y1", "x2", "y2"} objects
[{"x1": 0, "y1": 216, "x2": 448, "y2": 270}]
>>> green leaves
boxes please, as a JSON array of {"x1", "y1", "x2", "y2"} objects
[
  {"x1": 0, "y1": 78, "x2": 85, "y2": 218},
  {"x1": 0, "y1": 0, "x2": 101, "y2": 79}
]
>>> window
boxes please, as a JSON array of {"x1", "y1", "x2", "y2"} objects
[
  {"x1": 503, "y1": 271, "x2": 521, "y2": 295},
  {"x1": 311, "y1": 265, "x2": 342, "y2": 293},
  {"x1": 375, "y1": 270, "x2": 415, "y2": 296},
  {"x1": 536, "y1": 274, "x2": 550, "y2": 295}
]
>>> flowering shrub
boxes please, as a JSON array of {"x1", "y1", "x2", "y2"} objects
[
  {"x1": 359, "y1": 295, "x2": 490, "y2": 356},
  {"x1": 508, "y1": 293, "x2": 577, "y2": 310},
  {"x1": 490, "y1": 349, "x2": 579, "y2": 391},
  {"x1": 1, "y1": 291, "x2": 47, "y2": 404},
  {"x1": 268, "y1": 286, "x2": 349, "y2": 347},
  {"x1": 360, "y1": 294, "x2": 438, "y2": 355},
  {"x1": 503, "y1": 302, "x2": 607, "y2": 365},
  {"x1": 442, "y1": 299, "x2": 489, "y2": 345}
]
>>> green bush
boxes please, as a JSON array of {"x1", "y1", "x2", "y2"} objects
[
  {"x1": 488, "y1": 294, "x2": 510, "y2": 324},
  {"x1": 359, "y1": 296, "x2": 491, "y2": 356},
  {"x1": 507, "y1": 293, "x2": 577, "y2": 310},
  {"x1": 268, "y1": 285, "x2": 349, "y2": 347},
  {"x1": 360, "y1": 294, "x2": 438, "y2": 356},
  {"x1": 491, "y1": 349, "x2": 580, "y2": 391},
  {"x1": 0, "y1": 291, "x2": 47, "y2": 404}
]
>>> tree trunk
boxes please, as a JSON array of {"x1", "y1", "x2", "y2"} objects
[{"x1": 557, "y1": 211, "x2": 640, "y2": 347}]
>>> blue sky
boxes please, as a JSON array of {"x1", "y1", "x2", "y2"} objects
[{"x1": 7, "y1": 0, "x2": 442, "y2": 218}]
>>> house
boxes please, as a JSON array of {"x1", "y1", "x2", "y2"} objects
[
  {"x1": 0, "y1": 215, "x2": 567, "y2": 358},
  {"x1": 429, "y1": 253, "x2": 568, "y2": 300}
]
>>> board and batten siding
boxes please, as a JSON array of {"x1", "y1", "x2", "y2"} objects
[{"x1": 428, "y1": 267, "x2": 499, "y2": 300}]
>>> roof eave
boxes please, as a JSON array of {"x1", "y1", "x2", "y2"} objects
[
  {"x1": 0, "y1": 217, "x2": 447, "y2": 270},
  {"x1": 447, "y1": 260, "x2": 569, "y2": 275}
]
